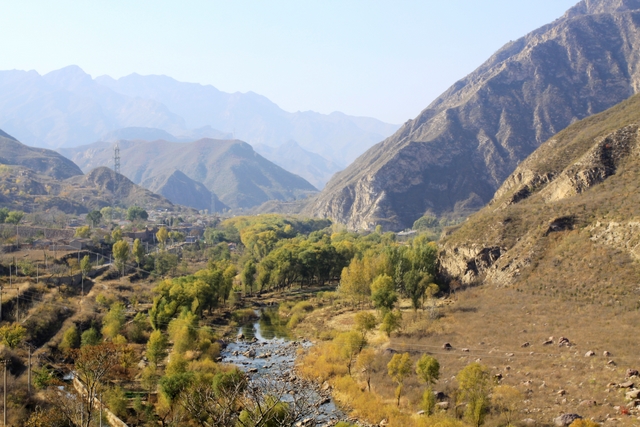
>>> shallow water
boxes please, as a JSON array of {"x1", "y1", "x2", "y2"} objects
[{"x1": 221, "y1": 310, "x2": 346, "y2": 426}]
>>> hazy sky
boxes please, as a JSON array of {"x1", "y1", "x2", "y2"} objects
[{"x1": 2, "y1": 0, "x2": 578, "y2": 124}]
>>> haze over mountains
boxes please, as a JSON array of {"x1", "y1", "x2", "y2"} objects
[
  {"x1": 61, "y1": 138, "x2": 317, "y2": 210},
  {"x1": 307, "y1": 0, "x2": 640, "y2": 230},
  {"x1": 0, "y1": 65, "x2": 399, "y2": 189}
]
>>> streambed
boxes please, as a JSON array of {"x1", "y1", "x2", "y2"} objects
[{"x1": 221, "y1": 310, "x2": 350, "y2": 426}]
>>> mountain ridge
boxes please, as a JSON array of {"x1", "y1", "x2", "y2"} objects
[
  {"x1": 306, "y1": 0, "x2": 640, "y2": 231},
  {"x1": 60, "y1": 138, "x2": 317, "y2": 210}
]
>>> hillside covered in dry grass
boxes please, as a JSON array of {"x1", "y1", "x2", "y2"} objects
[{"x1": 440, "y1": 91, "x2": 640, "y2": 304}]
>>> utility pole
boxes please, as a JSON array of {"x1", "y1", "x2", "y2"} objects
[
  {"x1": 16, "y1": 287, "x2": 18, "y2": 322},
  {"x1": 27, "y1": 346, "x2": 31, "y2": 399},
  {"x1": 2, "y1": 359, "x2": 7, "y2": 427}
]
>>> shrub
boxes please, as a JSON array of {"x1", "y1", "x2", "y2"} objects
[
  {"x1": 59, "y1": 324, "x2": 80, "y2": 353},
  {"x1": 81, "y1": 328, "x2": 101, "y2": 347}
]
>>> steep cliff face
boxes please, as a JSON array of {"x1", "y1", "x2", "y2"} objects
[
  {"x1": 438, "y1": 92, "x2": 640, "y2": 288},
  {"x1": 308, "y1": 0, "x2": 640, "y2": 230}
]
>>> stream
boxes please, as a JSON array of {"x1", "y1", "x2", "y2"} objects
[{"x1": 221, "y1": 309, "x2": 349, "y2": 427}]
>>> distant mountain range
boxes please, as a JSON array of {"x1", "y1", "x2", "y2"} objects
[
  {"x1": 306, "y1": 0, "x2": 640, "y2": 231},
  {"x1": 60, "y1": 138, "x2": 317, "y2": 210},
  {"x1": 0, "y1": 66, "x2": 399, "y2": 188}
]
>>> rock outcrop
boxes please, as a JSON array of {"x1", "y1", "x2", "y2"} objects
[
  {"x1": 307, "y1": 0, "x2": 640, "y2": 230},
  {"x1": 438, "y1": 92, "x2": 640, "y2": 288}
]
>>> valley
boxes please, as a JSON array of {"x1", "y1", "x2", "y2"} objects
[{"x1": 3, "y1": 1, "x2": 640, "y2": 426}]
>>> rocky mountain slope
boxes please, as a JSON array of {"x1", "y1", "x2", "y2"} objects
[
  {"x1": 0, "y1": 164, "x2": 178, "y2": 214},
  {"x1": 0, "y1": 132, "x2": 83, "y2": 179},
  {"x1": 61, "y1": 139, "x2": 317, "y2": 210},
  {"x1": 253, "y1": 140, "x2": 343, "y2": 189},
  {"x1": 307, "y1": 0, "x2": 640, "y2": 231},
  {"x1": 439, "y1": 91, "x2": 640, "y2": 299}
]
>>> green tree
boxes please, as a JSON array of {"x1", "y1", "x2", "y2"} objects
[
  {"x1": 0, "y1": 208, "x2": 8, "y2": 223},
  {"x1": 146, "y1": 329, "x2": 168, "y2": 366},
  {"x1": 380, "y1": 310, "x2": 402, "y2": 337},
  {"x1": 416, "y1": 354, "x2": 440, "y2": 385},
  {"x1": 113, "y1": 240, "x2": 130, "y2": 276},
  {"x1": 0, "y1": 323, "x2": 26, "y2": 348},
  {"x1": 133, "y1": 238, "x2": 145, "y2": 267},
  {"x1": 80, "y1": 255, "x2": 91, "y2": 297},
  {"x1": 457, "y1": 362, "x2": 491, "y2": 427},
  {"x1": 59, "y1": 324, "x2": 81, "y2": 353},
  {"x1": 157, "y1": 226, "x2": 169, "y2": 248},
  {"x1": 413, "y1": 215, "x2": 439, "y2": 230},
  {"x1": 81, "y1": 327, "x2": 102, "y2": 347},
  {"x1": 370, "y1": 274, "x2": 397, "y2": 313},
  {"x1": 86, "y1": 210, "x2": 102, "y2": 227},
  {"x1": 354, "y1": 311, "x2": 377, "y2": 340},
  {"x1": 241, "y1": 261, "x2": 257, "y2": 295},
  {"x1": 387, "y1": 352, "x2": 412, "y2": 406},
  {"x1": 5, "y1": 210, "x2": 24, "y2": 224},
  {"x1": 127, "y1": 206, "x2": 149, "y2": 221}
]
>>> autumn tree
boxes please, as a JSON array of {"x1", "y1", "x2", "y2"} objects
[
  {"x1": 111, "y1": 227, "x2": 123, "y2": 242},
  {"x1": 387, "y1": 352, "x2": 412, "y2": 406},
  {"x1": 0, "y1": 323, "x2": 26, "y2": 348},
  {"x1": 241, "y1": 260, "x2": 257, "y2": 295},
  {"x1": 146, "y1": 329, "x2": 168, "y2": 367},
  {"x1": 59, "y1": 324, "x2": 80, "y2": 354},
  {"x1": 356, "y1": 348, "x2": 376, "y2": 392},
  {"x1": 491, "y1": 385, "x2": 522, "y2": 426},
  {"x1": 75, "y1": 225, "x2": 91, "y2": 238},
  {"x1": 133, "y1": 238, "x2": 145, "y2": 267},
  {"x1": 339, "y1": 257, "x2": 371, "y2": 307},
  {"x1": 334, "y1": 331, "x2": 366, "y2": 376},
  {"x1": 457, "y1": 362, "x2": 491, "y2": 427},
  {"x1": 112, "y1": 239, "x2": 130, "y2": 276},
  {"x1": 157, "y1": 226, "x2": 169, "y2": 248},
  {"x1": 380, "y1": 310, "x2": 402, "y2": 337},
  {"x1": 102, "y1": 302, "x2": 126, "y2": 340},
  {"x1": 72, "y1": 343, "x2": 120, "y2": 427},
  {"x1": 354, "y1": 311, "x2": 377, "y2": 341}
]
